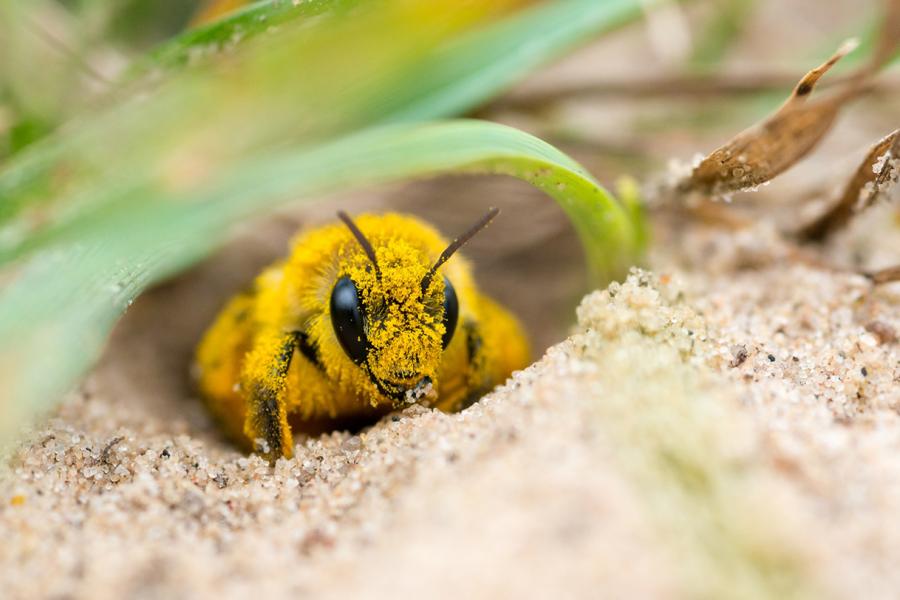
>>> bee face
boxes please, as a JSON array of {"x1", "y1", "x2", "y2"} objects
[{"x1": 329, "y1": 242, "x2": 459, "y2": 401}]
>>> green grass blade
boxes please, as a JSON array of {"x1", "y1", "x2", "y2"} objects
[
  {"x1": 139, "y1": 0, "x2": 646, "y2": 88},
  {"x1": 0, "y1": 119, "x2": 643, "y2": 445},
  {"x1": 138, "y1": 0, "x2": 366, "y2": 72}
]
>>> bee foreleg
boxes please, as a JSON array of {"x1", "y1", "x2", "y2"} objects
[{"x1": 241, "y1": 331, "x2": 301, "y2": 462}]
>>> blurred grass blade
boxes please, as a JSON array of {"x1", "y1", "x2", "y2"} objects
[
  {"x1": 0, "y1": 119, "x2": 644, "y2": 447},
  {"x1": 0, "y1": 0, "x2": 648, "y2": 252},
  {"x1": 139, "y1": 0, "x2": 368, "y2": 72},
  {"x1": 1, "y1": 0, "x2": 507, "y2": 225},
  {"x1": 138, "y1": 0, "x2": 655, "y2": 124},
  {"x1": 143, "y1": 0, "x2": 647, "y2": 86},
  {"x1": 381, "y1": 0, "x2": 651, "y2": 122}
]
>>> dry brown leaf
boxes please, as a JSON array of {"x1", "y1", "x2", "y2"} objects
[
  {"x1": 798, "y1": 129, "x2": 900, "y2": 241},
  {"x1": 682, "y1": 39, "x2": 861, "y2": 197}
]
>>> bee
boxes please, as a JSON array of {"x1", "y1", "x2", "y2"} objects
[{"x1": 194, "y1": 209, "x2": 530, "y2": 461}]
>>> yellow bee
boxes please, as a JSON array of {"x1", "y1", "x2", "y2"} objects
[{"x1": 194, "y1": 210, "x2": 529, "y2": 461}]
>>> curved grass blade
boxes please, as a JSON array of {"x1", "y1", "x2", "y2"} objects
[{"x1": 0, "y1": 119, "x2": 644, "y2": 447}]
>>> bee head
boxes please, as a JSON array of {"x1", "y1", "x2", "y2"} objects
[{"x1": 329, "y1": 210, "x2": 496, "y2": 404}]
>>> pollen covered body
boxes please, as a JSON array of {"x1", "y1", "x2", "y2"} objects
[{"x1": 195, "y1": 213, "x2": 529, "y2": 460}]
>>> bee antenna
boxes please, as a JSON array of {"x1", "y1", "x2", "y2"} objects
[
  {"x1": 337, "y1": 211, "x2": 382, "y2": 279},
  {"x1": 421, "y1": 207, "x2": 499, "y2": 293}
]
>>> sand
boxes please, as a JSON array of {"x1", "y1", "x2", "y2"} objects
[{"x1": 2, "y1": 196, "x2": 899, "y2": 599}]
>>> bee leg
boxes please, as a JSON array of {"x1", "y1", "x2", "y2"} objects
[
  {"x1": 241, "y1": 331, "x2": 300, "y2": 462},
  {"x1": 458, "y1": 320, "x2": 490, "y2": 411}
]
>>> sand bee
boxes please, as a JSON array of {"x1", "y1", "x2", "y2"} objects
[{"x1": 195, "y1": 210, "x2": 529, "y2": 461}]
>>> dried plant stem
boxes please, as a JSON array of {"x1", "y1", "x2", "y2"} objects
[
  {"x1": 866, "y1": 265, "x2": 900, "y2": 285},
  {"x1": 487, "y1": 73, "x2": 898, "y2": 110},
  {"x1": 797, "y1": 130, "x2": 900, "y2": 242},
  {"x1": 672, "y1": 201, "x2": 755, "y2": 229}
]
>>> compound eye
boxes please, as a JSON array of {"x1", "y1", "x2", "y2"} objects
[
  {"x1": 330, "y1": 276, "x2": 369, "y2": 364},
  {"x1": 441, "y1": 276, "x2": 459, "y2": 349}
]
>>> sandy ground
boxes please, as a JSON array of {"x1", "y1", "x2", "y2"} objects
[
  {"x1": 3, "y1": 0, "x2": 900, "y2": 597},
  {"x1": 1, "y1": 198, "x2": 899, "y2": 598}
]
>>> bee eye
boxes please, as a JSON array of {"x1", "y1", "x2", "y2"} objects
[
  {"x1": 441, "y1": 276, "x2": 459, "y2": 349},
  {"x1": 330, "y1": 276, "x2": 369, "y2": 364}
]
